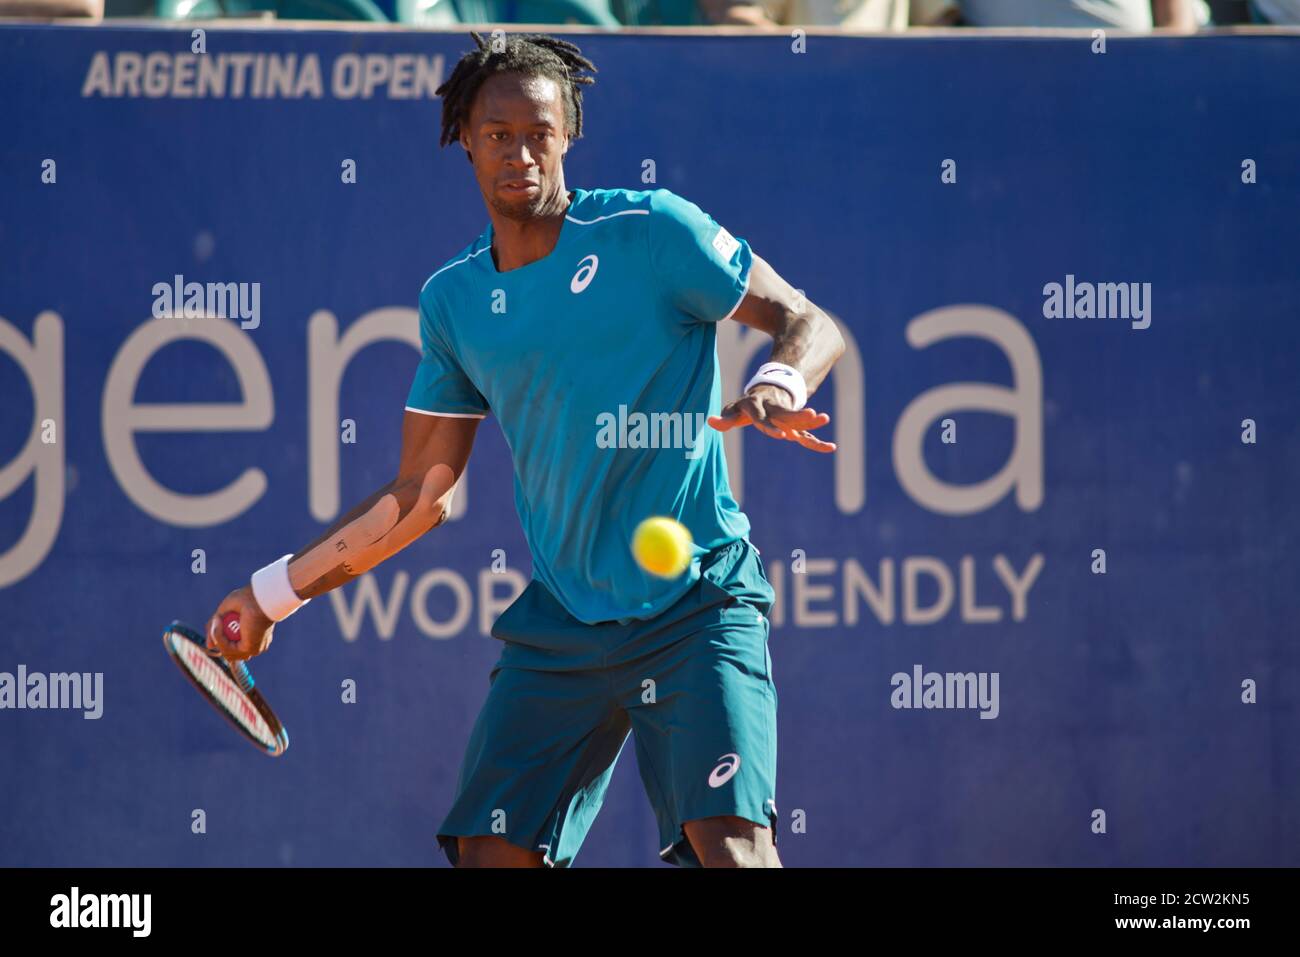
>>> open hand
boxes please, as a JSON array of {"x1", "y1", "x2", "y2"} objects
[{"x1": 708, "y1": 384, "x2": 836, "y2": 453}]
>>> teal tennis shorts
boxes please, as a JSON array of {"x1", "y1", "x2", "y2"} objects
[{"x1": 436, "y1": 536, "x2": 778, "y2": 867}]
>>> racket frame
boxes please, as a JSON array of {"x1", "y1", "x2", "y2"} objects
[{"x1": 163, "y1": 620, "x2": 289, "y2": 756}]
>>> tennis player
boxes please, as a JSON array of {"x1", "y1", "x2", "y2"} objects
[{"x1": 206, "y1": 31, "x2": 845, "y2": 868}]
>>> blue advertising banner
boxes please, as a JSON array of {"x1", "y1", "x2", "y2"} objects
[{"x1": 1, "y1": 24, "x2": 1298, "y2": 866}]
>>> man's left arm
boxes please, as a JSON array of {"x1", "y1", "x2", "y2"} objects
[{"x1": 710, "y1": 252, "x2": 846, "y2": 453}]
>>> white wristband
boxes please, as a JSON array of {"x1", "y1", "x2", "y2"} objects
[
  {"x1": 250, "y1": 554, "x2": 309, "y2": 622},
  {"x1": 744, "y1": 362, "x2": 807, "y2": 411}
]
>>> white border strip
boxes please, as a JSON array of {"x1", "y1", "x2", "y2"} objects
[
  {"x1": 429, "y1": 244, "x2": 493, "y2": 281},
  {"x1": 566, "y1": 208, "x2": 650, "y2": 225},
  {"x1": 404, "y1": 406, "x2": 486, "y2": 419}
]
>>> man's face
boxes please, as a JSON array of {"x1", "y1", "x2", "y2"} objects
[{"x1": 461, "y1": 71, "x2": 570, "y2": 220}]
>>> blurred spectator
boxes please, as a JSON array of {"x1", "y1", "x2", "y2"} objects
[
  {"x1": 1250, "y1": 0, "x2": 1300, "y2": 21},
  {"x1": 694, "y1": 0, "x2": 908, "y2": 28},
  {"x1": 446, "y1": 0, "x2": 620, "y2": 21},
  {"x1": 610, "y1": 0, "x2": 719, "y2": 23},
  {"x1": 400, "y1": 0, "x2": 621, "y2": 22},
  {"x1": 912, "y1": 0, "x2": 1208, "y2": 30},
  {"x1": 1201, "y1": 0, "x2": 1248, "y2": 22},
  {"x1": 615, "y1": 0, "x2": 906, "y2": 26},
  {"x1": 104, "y1": 0, "x2": 150, "y2": 14},
  {"x1": 0, "y1": 0, "x2": 102, "y2": 13}
]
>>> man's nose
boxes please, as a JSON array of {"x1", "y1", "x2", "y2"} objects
[{"x1": 506, "y1": 141, "x2": 535, "y2": 167}]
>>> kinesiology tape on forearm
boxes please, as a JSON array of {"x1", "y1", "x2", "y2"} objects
[{"x1": 287, "y1": 463, "x2": 457, "y2": 591}]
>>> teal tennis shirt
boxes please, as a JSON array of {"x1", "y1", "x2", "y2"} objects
[{"x1": 405, "y1": 186, "x2": 753, "y2": 625}]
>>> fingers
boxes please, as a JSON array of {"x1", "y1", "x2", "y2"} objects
[
  {"x1": 711, "y1": 405, "x2": 788, "y2": 440},
  {"x1": 207, "y1": 613, "x2": 241, "y2": 660},
  {"x1": 205, "y1": 616, "x2": 223, "y2": 656},
  {"x1": 761, "y1": 408, "x2": 833, "y2": 448},
  {"x1": 766, "y1": 408, "x2": 831, "y2": 431},
  {"x1": 224, "y1": 607, "x2": 270, "y2": 662},
  {"x1": 206, "y1": 594, "x2": 272, "y2": 661},
  {"x1": 707, "y1": 409, "x2": 751, "y2": 433},
  {"x1": 710, "y1": 400, "x2": 836, "y2": 452},
  {"x1": 238, "y1": 603, "x2": 274, "y2": 660},
  {"x1": 787, "y1": 429, "x2": 838, "y2": 453}
]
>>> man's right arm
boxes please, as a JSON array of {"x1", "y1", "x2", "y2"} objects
[{"x1": 205, "y1": 410, "x2": 481, "y2": 660}]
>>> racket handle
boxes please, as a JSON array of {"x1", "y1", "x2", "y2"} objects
[
  {"x1": 221, "y1": 612, "x2": 256, "y2": 693},
  {"x1": 230, "y1": 659, "x2": 255, "y2": 694}
]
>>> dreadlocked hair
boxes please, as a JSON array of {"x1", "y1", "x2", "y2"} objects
[{"x1": 437, "y1": 31, "x2": 598, "y2": 162}]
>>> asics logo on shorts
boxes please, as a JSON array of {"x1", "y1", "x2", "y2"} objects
[
  {"x1": 570, "y1": 254, "x2": 598, "y2": 294},
  {"x1": 708, "y1": 752, "x2": 741, "y2": 787}
]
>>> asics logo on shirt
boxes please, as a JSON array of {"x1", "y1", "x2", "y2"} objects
[
  {"x1": 570, "y1": 254, "x2": 599, "y2": 294},
  {"x1": 708, "y1": 752, "x2": 741, "y2": 787}
]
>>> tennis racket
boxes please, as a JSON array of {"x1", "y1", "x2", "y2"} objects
[{"x1": 163, "y1": 615, "x2": 289, "y2": 756}]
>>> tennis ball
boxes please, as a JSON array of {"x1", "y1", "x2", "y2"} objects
[{"x1": 632, "y1": 516, "x2": 693, "y2": 579}]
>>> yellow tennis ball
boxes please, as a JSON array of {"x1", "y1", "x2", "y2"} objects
[{"x1": 632, "y1": 516, "x2": 693, "y2": 579}]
